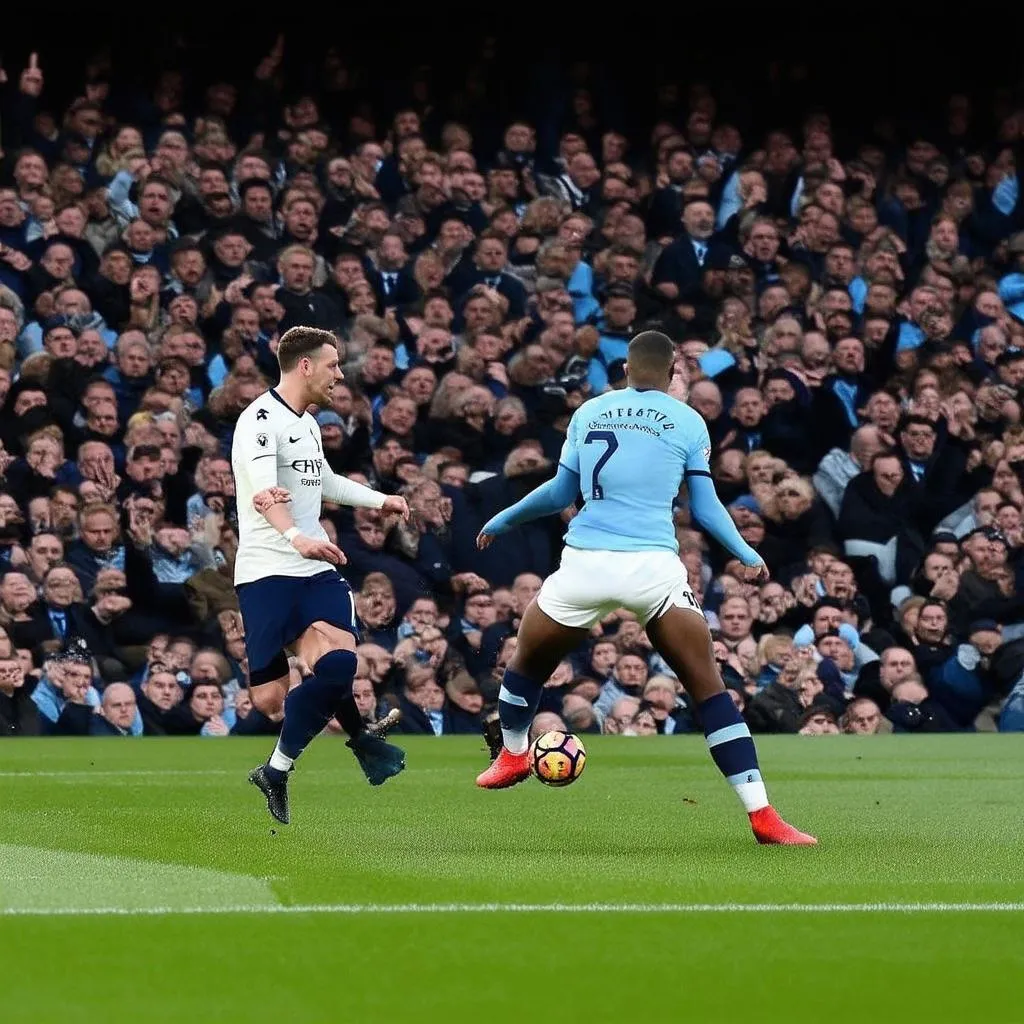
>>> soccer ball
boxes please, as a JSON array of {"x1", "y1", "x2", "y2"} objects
[{"x1": 530, "y1": 730, "x2": 586, "y2": 787}]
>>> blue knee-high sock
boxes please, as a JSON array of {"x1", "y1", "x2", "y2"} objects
[
  {"x1": 313, "y1": 649, "x2": 357, "y2": 713},
  {"x1": 315, "y1": 649, "x2": 363, "y2": 738},
  {"x1": 267, "y1": 651, "x2": 357, "y2": 777},
  {"x1": 498, "y1": 668, "x2": 544, "y2": 754},
  {"x1": 698, "y1": 691, "x2": 769, "y2": 813}
]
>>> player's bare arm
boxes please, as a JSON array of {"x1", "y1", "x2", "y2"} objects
[
  {"x1": 252, "y1": 484, "x2": 347, "y2": 566},
  {"x1": 253, "y1": 486, "x2": 292, "y2": 513}
]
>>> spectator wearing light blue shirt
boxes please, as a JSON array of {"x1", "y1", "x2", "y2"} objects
[
  {"x1": 31, "y1": 662, "x2": 102, "y2": 731},
  {"x1": 997, "y1": 233, "x2": 1024, "y2": 323},
  {"x1": 17, "y1": 299, "x2": 117, "y2": 359},
  {"x1": 895, "y1": 284, "x2": 942, "y2": 353},
  {"x1": 592, "y1": 284, "x2": 637, "y2": 389},
  {"x1": 543, "y1": 233, "x2": 600, "y2": 325}
]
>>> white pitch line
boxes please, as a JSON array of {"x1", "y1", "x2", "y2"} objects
[
  {"x1": 0, "y1": 768, "x2": 456, "y2": 779},
  {"x1": 0, "y1": 769, "x2": 238, "y2": 778},
  {"x1": 1, "y1": 902, "x2": 1023, "y2": 918}
]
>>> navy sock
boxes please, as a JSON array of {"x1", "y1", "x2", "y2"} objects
[
  {"x1": 313, "y1": 649, "x2": 358, "y2": 720},
  {"x1": 334, "y1": 697, "x2": 365, "y2": 739},
  {"x1": 267, "y1": 651, "x2": 357, "y2": 778},
  {"x1": 697, "y1": 691, "x2": 769, "y2": 812},
  {"x1": 498, "y1": 668, "x2": 544, "y2": 754},
  {"x1": 268, "y1": 675, "x2": 336, "y2": 776}
]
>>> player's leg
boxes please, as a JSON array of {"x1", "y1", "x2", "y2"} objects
[
  {"x1": 238, "y1": 580, "x2": 301, "y2": 823},
  {"x1": 247, "y1": 675, "x2": 289, "y2": 722},
  {"x1": 501, "y1": 599, "x2": 590, "y2": 753},
  {"x1": 644, "y1": 603, "x2": 817, "y2": 845},
  {"x1": 259, "y1": 621, "x2": 358, "y2": 773},
  {"x1": 237, "y1": 583, "x2": 291, "y2": 721},
  {"x1": 244, "y1": 667, "x2": 291, "y2": 819},
  {"x1": 240, "y1": 647, "x2": 299, "y2": 823},
  {"x1": 477, "y1": 598, "x2": 590, "y2": 789},
  {"x1": 245, "y1": 572, "x2": 375, "y2": 821},
  {"x1": 294, "y1": 620, "x2": 406, "y2": 785}
]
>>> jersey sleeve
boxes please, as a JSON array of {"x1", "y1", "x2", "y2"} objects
[
  {"x1": 234, "y1": 413, "x2": 280, "y2": 492},
  {"x1": 557, "y1": 409, "x2": 581, "y2": 474},
  {"x1": 682, "y1": 412, "x2": 713, "y2": 478},
  {"x1": 321, "y1": 465, "x2": 387, "y2": 509}
]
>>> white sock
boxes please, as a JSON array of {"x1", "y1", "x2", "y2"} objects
[
  {"x1": 268, "y1": 742, "x2": 294, "y2": 773},
  {"x1": 735, "y1": 778, "x2": 769, "y2": 813},
  {"x1": 502, "y1": 727, "x2": 530, "y2": 755}
]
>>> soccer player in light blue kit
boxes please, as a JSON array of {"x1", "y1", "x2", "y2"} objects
[{"x1": 476, "y1": 331, "x2": 816, "y2": 845}]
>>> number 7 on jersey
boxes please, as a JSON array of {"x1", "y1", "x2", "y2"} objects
[{"x1": 584, "y1": 430, "x2": 618, "y2": 500}]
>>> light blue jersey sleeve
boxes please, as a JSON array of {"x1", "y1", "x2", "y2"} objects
[
  {"x1": 680, "y1": 411, "x2": 764, "y2": 568},
  {"x1": 679, "y1": 407, "x2": 714, "y2": 476},
  {"x1": 558, "y1": 409, "x2": 582, "y2": 474},
  {"x1": 479, "y1": 411, "x2": 582, "y2": 537},
  {"x1": 479, "y1": 464, "x2": 581, "y2": 536}
]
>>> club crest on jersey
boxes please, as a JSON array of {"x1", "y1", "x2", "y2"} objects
[
  {"x1": 257, "y1": 433, "x2": 268, "y2": 447},
  {"x1": 256, "y1": 408, "x2": 268, "y2": 421}
]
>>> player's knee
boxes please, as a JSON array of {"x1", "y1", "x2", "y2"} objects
[
  {"x1": 296, "y1": 621, "x2": 356, "y2": 667},
  {"x1": 313, "y1": 621, "x2": 357, "y2": 649},
  {"x1": 508, "y1": 650, "x2": 555, "y2": 684},
  {"x1": 311, "y1": 648, "x2": 357, "y2": 697},
  {"x1": 247, "y1": 652, "x2": 290, "y2": 717}
]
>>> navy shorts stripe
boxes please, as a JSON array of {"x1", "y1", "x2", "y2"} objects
[{"x1": 236, "y1": 570, "x2": 361, "y2": 677}]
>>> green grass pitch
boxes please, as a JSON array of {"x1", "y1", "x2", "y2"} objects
[{"x1": 1, "y1": 734, "x2": 1021, "y2": 1023}]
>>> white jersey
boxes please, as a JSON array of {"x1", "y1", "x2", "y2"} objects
[{"x1": 231, "y1": 388, "x2": 336, "y2": 586}]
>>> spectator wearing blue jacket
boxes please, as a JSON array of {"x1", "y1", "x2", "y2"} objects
[
  {"x1": 30, "y1": 650, "x2": 103, "y2": 735},
  {"x1": 103, "y1": 330, "x2": 155, "y2": 422},
  {"x1": 924, "y1": 620, "x2": 1004, "y2": 729}
]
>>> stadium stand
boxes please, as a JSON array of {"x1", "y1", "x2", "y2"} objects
[{"x1": 1, "y1": 25, "x2": 1023, "y2": 739}]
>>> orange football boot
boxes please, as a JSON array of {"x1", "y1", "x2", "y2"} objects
[
  {"x1": 749, "y1": 806, "x2": 818, "y2": 845},
  {"x1": 476, "y1": 748, "x2": 532, "y2": 789}
]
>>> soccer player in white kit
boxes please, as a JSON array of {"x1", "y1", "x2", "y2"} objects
[{"x1": 232, "y1": 326, "x2": 409, "y2": 824}]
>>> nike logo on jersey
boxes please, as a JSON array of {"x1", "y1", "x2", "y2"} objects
[{"x1": 288, "y1": 435, "x2": 301, "y2": 443}]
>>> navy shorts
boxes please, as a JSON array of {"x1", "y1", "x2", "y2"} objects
[{"x1": 236, "y1": 570, "x2": 360, "y2": 684}]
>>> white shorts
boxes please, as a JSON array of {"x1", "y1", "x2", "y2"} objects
[{"x1": 536, "y1": 547, "x2": 701, "y2": 629}]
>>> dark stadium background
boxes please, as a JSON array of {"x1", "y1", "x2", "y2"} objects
[{"x1": 2, "y1": 16, "x2": 1020, "y2": 144}]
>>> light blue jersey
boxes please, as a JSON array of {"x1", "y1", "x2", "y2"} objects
[
  {"x1": 481, "y1": 386, "x2": 761, "y2": 568},
  {"x1": 558, "y1": 387, "x2": 711, "y2": 554}
]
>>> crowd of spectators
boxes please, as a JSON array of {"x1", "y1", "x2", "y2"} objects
[{"x1": 1, "y1": 36, "x2": 1023, "y2": 743}]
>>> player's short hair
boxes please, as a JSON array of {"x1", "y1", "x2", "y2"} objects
[
  {"x1": 277, "y1": 326, "x2": 338, "y2": 372},
  {"x1": 626, "y1": 330, "x2": 674, "y2": 378}
]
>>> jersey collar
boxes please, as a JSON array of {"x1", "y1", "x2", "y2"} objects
[{"x1": 269, "y1": 388, "x2": 303, "y2": 418}]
